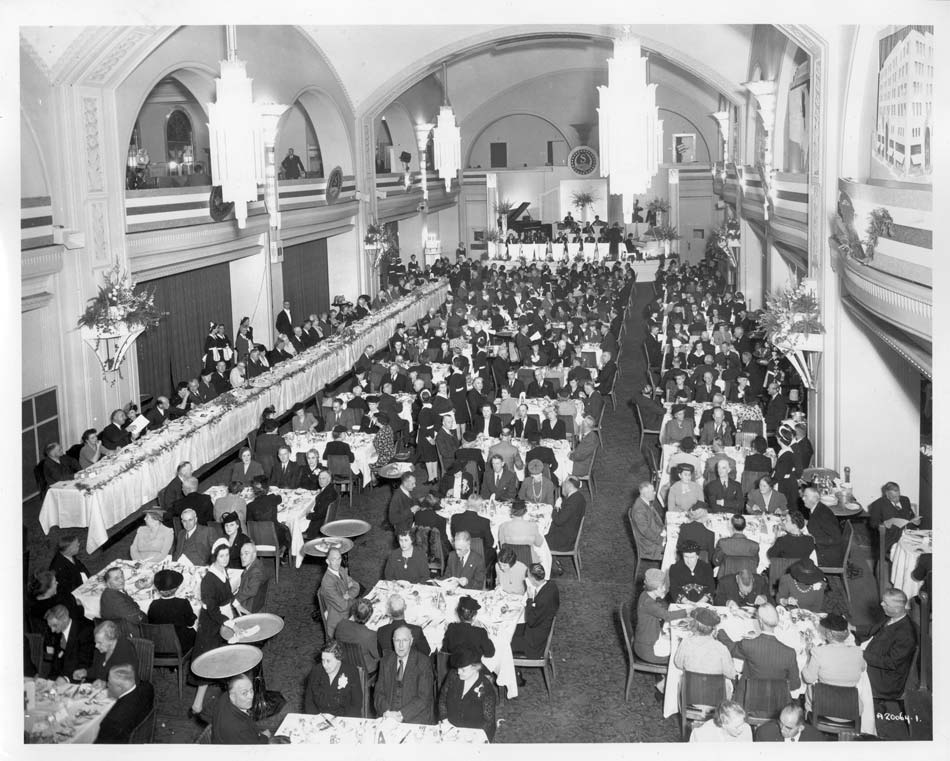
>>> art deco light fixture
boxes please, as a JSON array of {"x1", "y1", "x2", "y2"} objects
[
  {"x1": 207, "y1": 26, "x2": 266, "y2": 229},
  {"x1": 432, "y1": 62, "x2": 461, "y2": 192},
  {"x1": 597, "y1": 28, "x2": 663, "y2": 219}
]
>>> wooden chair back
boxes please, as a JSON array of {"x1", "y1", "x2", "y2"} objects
[
  {"x1": 128, "y1": 706, "x2": 156, "y2": 743},
  {"x1": 130, "y1": 636, "x2": 154, "y2": 683},
  {"x1": 247, "y1": 520, "x2": 279, "y2": 582}
]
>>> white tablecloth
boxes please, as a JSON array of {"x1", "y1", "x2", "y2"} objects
[
  {"x1": 438, "y1": 497, "x2": 553, "y2": 576},
  {"x1": 283, "y1": 431, "x2": 378, "y2": 485},
  {"x1": 206, "y1": 485, "x2": 315, "y2": 569},
  {"x1": 889, "y1": 530, "x2": 931, "y2": 597},
  {"x1": 658, "y1": 443, "x2": 775, "y2": 493},
  {"x1": 659, "y1": 401, "x2": 766, "y2": 440},
  {"x1": 365, "y1": 580, "x2": 526, "y2": 698},
  {"x1": 40, "y1": 281, "x2": 448, "y2": 553},
  {"x1": 661, "y1": 512, "x2": 816, "y2": 574},
  {"x1": 472, "y1": 435, "x2": 572, "y2": 483},
  {"x1": 276, "y1": 713, "x2": 487, "y2": 744},
  {"x1": 662, "y1": 605, "x2": 875, "y2": 735},
  {"x1": 71, "y1": 558, "x2": 241, "y2": 622},
  {"x1": 24, "y1": 679, "x2": 115, "y2": 744}
]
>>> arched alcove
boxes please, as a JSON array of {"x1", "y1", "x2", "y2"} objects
[
  {"x1": 289, "y1": 88, "x2": 355, "y2": 175},
  {"x1": 466, "y1": 113, "x2": 571, "y2": 169},
  {"x1": 377, "y1": 100, "x2": 418, "y2": 171},
  {"x1": 276, "y1": 102, "x2": 323, "y2": 178}
]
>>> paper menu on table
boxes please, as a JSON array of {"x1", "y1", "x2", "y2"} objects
[{"x1": 126, "y1": 415, "x2": 150, "y2": 437}]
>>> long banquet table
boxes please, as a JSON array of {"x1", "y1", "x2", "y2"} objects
[
  {"x1": 40, "y1": 281, "x2": 448, "y2": 552},
  {"x1": 365, "y1": 580, "x2": 526, "y2": 698},
  {"x1": 276, "y1": 713, "x2": 488, "y2": 744},
  {"x1": 661, "y1": 603, "x2": 876, "y2": 735},
  {"x1": 24, "y1": 679, "x2": 115, "y2": 744}
]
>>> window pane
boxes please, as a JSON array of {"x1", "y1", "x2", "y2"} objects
[
  {"x1": 35, "y1": 389, "x2": 58, "y2": 422},
  {"x1": 36, "y1": 419, "x2": 60, "y2": 455},
  {"x1": 23, "y1": 429, "x2": 38, "y2": 498},
  {"x1": 22, "y1": 399, "x2": 33, "y2": 429}
]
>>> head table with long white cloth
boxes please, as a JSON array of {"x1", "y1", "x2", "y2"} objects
[
  {"x1": 39, "y1": 281, "x2": 448, "y2": 552},
  {"x1": 276, "y1": 713, "x2": 488, "y2": 744}
]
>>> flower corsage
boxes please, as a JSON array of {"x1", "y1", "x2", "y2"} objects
[{"x1": 337, "y1": 674, "x2": 349, "y2": 690}]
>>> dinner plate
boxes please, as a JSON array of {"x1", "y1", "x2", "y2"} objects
[
  {"x1": 321, "y1": 519, "x2": 371, "y2": 538},
  {"x1": 190, "y1": 643, "x2": 263, "y2": 679}
]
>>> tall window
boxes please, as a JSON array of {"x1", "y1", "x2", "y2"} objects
[{"x1": 23, "y1": 388, "x2": 59, "y2": 500}]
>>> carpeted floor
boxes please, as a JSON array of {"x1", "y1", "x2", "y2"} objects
[{"x1": 22, "y1": 281, "x2": 930, "y2": 742}]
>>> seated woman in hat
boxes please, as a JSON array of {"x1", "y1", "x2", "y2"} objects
[
  {"x1": 776, "y1": 558, "x2": 826, "y2": 612},
  {"x1": 634, "y1": 569, "x2": 689, "y2": 665},
  {"x1": 303, "y1": 640, "x2": 363, "y2": 718},
  {"x1": 147, "y1": 569, "x2": 197, "y2": 652},
  {"x1": 438, "y1": 646, "x2": 497, "y2": 742},
  {"x1": 672, "y1": 607, "x2": 736, "y2": 701},
  {"x1": 668, "y1": 540, "x2": 715, "y2": 604},
  {"x1": 660, "y1": 403, "x2": 694, "y2": 445},
  {"x1": 516, "y1": 460, "x2": 557, "y2": 506},
  {"x1": 442, "y1": 596, "x2": 495, "y2": 660},
  {"x1": 129, "y1": 508, "x2": 174, "y2": 562}
]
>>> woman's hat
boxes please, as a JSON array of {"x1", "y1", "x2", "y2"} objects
[
  {"x1": 690, "y1": 607, "x2": 721, "y2": 627},
  {"x1": 676, "y1": 462, "x2": 695, "y2": 475},
  {"x1": 220, "y1": 511, "x2": 241, "y2": 527},
  {"x1": 153, "y1": 569, "x2": 184, "y2": 593},
  {"x1": 679, "y1": 540, "x2": 702, "y2": 555},
  {"x1": 449, "y1": 646, "x2": 482, "y2": 669},
  {"x1": 527, "y1": 459, "x2": 544, "y2": 475},
  {"x1": 821, "y1": 613, "x2": 849, "y2": 632},
  {"x1": 672, "y1": 403, "x2": 689, "y2": 416},
  {"x1": 457, "y1": 595, "x2": 481, "y2": 615},
  {"x1": 332, "y1": 425, "x2": 348, "y2": 434},
  {"x1": 143, "y1": 507, "x2": 165, "y2": 522},
  {"x1": 789, "y1": 558, "x2": 825, "y2": 585}
]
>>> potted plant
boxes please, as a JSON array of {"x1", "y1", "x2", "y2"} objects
[
  {"x1": 647, "y1": 197, "x2": 669, "y2": 228},
  {"x1": 493, "y1": 199, "x2": 515, "y2": 237},
  {"x1": 77, "y1": 263, "x2": 165, "y2": 376},
  {"x1": 651, "y1": 224, "x2": 681, "y2": 255},
  {"x1": 571, "y1": 190, "x2": 598, "y2": 223},
  {"x1": 758, "y1": 282, "x2": 824, "y2": 387}
]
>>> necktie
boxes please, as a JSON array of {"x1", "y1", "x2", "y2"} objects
[
  {"x1": 397, "y1": 659, "x2": 404, "y2": 681},
  {"x1": 495, "y1": 473, "x2": 500, "y2": 485},
  {"x1": 722, "y1": 479, "x2": 728, "y2": 488}
]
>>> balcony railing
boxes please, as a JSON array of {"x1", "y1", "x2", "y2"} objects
[{"x1": 21, "y1": 196, "x2": 54, "y2": 250}]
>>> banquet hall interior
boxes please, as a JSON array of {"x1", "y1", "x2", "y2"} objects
[{"x1": 14, "y1": 9, "x2": 939, "y2": 747}]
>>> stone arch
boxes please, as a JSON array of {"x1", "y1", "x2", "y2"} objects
[
  {"x1": 378, "y1": 100, "x2": 418, "y2": 171},
  {"x1": 464, "y1": 112, "x2": 573, "y2": 169},
  {"x1": 285, "y1": 87, "x2": 354, "y2": 175}
]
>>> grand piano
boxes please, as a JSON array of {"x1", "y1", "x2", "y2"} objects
[{"x1": 504, "y1": 202, "x2": 553, "y2": 241}]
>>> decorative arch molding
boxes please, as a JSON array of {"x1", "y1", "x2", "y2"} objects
[
  {"x1": 658, "y1": 108, "x2": 714, "y2": 163},
  {"x1": 379, "y1": 100, "x2": 418, "y2": 169},
  {"x1": 463, "y1": 112, "x2": 573, "y2": 169},
  {"x1": 286, "y1": 87, "x2": 355, "y2": 175},
  {"x1": 358, "y1": 25, "x2": 748, "y2": 122},
  {"x1": 56, "y1": 26, "x2": 180, "y2": 88}
]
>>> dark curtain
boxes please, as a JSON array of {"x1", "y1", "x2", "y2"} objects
[
  {"x1": 281, "y1": 238, "x2": 330, "y2": 321},
  {"x1": 135, "y1": 262, "x2": 233, "y2": 401}
]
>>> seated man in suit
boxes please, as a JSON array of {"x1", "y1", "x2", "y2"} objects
[
  {"x1": 170, "y1": 477, "x2": 215, "y2": 525},
  {"x1": 712, "y1": 514, "x2": 760, "y2": 574},
  {"x1": 145, "y1": 396, "x2": 171, "y2": 431},
  {"x1": 41, "y1": 442, "x2": 80, "y2": 485},
  {"x1": 526, "y1": 369, "x2": 556, "y2": 399},
  {"x1": 375, "y1": 624, "x2": 435, "y2": 725},
  {"x1": 704, "y1": 458, "x2": 744, "y2": 513},
  {"x1": 702, "y1": 442, "x2": 738, "y2": 484},
  {"x1": 319, "y1": 548, "x2": 361, "y2": 637},
  {"x1": 270, "y1": 446, "x2": 301, "y2": 489},
  {"x1": 802, "y1": 486, "x2": 844, "y2": 566},
  {"x1": 450, "y1": 495, "x2": 497, "y2": 569},
  {"x1": 548, "y1": 477, "x2": 586, "y2": 573},
  {"x1": 754, "y1": 703, "x2": 826, "y2": 742},
  {"x1": 95, "y1": 664, "x2": 155, "y2": 743},
  {"x1": 698, "y1": 395, "x2": 736, "y2": 430},
  {"x1": 699, "y1": 406, "x2": 736, "y2": 446},
  {"x1": 160, "y1": 461, "x2": 192, "y2": 511},
  {"x1": 99, "y1": 409, "x2": 138, "y2": 452},
  {"x1": 595, "y1": 351, "x2": 617, "y2": 395},
  {"x1": 857, "y1": 588, "x2": 917, "y2": 700},
  {"x1": 388, "y1": 472, "x2": 418, "y2": 533},
  {"x1": 455, "y1": 430, "x2": 487, "y2": 471},
  {"x1": 376, "y1": 594, "x2": 431, "y2": 656},
  {"x1": 234, "y1": 543, "x2": 269, "y2": 616},
  {"x1": 210, "y1": 674, "x2": 271, "y2": 744},
  {"x1": 675, "y1": 503, "x2": 716, "y2": 562},
  {"x1": 43, "y1": 603, "x2": 95, "y2": 681},
  {"x1": 443, "y1": 531, "x2": 486, "y2": 590},
  {"x1": 324, "y1": 398, "x2": 359, "y2": 432},
  {"x1": 568, "y1": 416, "x2": 598, "y2": 477},
  {"x1": 99, "y1": 567, "x2": 145, "y2": 626},
  {"x1": 173, "y1": 509, "x2": 214, "y2": 566},
  {"x1": 634, "y1": 385, "x2": 666, "y2": 432},
  {"x1": 510, "y1": 564, "x2": 559, "y2": 684},
  {"x1": 323, "y1": 426, "x2": 356, "y2": 465},
  {"x1": 480, "y1": 454, "x2": 518, "y2": 501},
  {"x1": 510, "y1": 404, "x2": 540, "y2": 440},
  {"x1": 631, "y1": 481, "x2": 665, "y2": 561},
  {"x1": 714, "y1": 568, "x2": 770, "y2": 607},
  {"x1": 868, "y1": 481, "x2": 920, "y2": 555}
]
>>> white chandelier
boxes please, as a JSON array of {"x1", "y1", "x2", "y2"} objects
[
  {"x1": 597, "y1": 30, "x2": 663, "y2": 219},
  {"x1": 432, "y1": 62, "x2": 460, "y2": 192},
  {"x1": 207, "y1": 27, "x2": 265, "y2": 229}
]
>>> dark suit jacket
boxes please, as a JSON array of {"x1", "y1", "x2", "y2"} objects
[
  {"x1": 450, "y1": 511, "x2": 496, "y2": 564},
  {"x1": 226, "y1": 460, "x2": 265, "y2": 487},
  {"x1": 480, "y1": 467, "x2": 518, "y2": 501},
  {"x1": 254, "y1": 433, "x2": 284, "y2": 473},
  {"x1": 388, "y1": 488, "x2": 415, "y2": 532},
  {"x1": 472, "y1": 414, "x2": 502, "y2": 438},
  {"x1": 754, "y1": 722, "x2": 826, "y2": 742},
  {"x1": 95, "y1": 681, "x2": 155, "y2": 743},
  {"x1": 444, "y1": 550, "x2": 486, "y2": 590},
  {"x1": 210, "y1": 692, "x2": 269, "y2": 744},
  {"x1": 335, "y1": 619, "x2": 380, "y2": 675},
  {"x1": 547, "y1": 491, "x2": 586, "y2": 551},
  {"x1": 49, "y1": 553, "x2": 89, "y2": 595},
  {"x1": 174, "y1": 525, "x2": 214, "y2": 565},
  {"x1": 99, "y1": 423, "x2": 131, "y2": 451},
  {"x1": 861, "y1": 616, "x2": 917, "y2": 699},
  {"x1": 791, "y1": 437, "x2": 814, "y2": 471},
  {"x1": 146, "y1": 406, "x2": 168, "y2": 431},
  {"x1": 275, "y1": 309, "x2": 293, "y2": 338},
  {"x1": 441, "y1": 620, "x2": 494, "y2": 658},
  {"x1": 170, "y1": 492, "x2": 215, "y2": 525},
  {"x1": 713, "y1": 533, "x2": 760, "y2": 567},
  {"x1": 511, "y1": 580, "x2": 559, "y2": 658},
  {"x1": 270, "y1": 460, "x2": 301, "y2": 489},
  {"x1": 100, "y1": 588, "x2": 145, "y2": 625},
  {"x1": 540, "y1": 419, "x2": 567, "y2": 440},
  {"x1": 526, "y1": 380, "x2": 557, "y2": 399},
  {"x1": 373, "y1": 649, "x2": 434, "y2": 724},
  {"x1": 160, "y1": 476, "x2": 185, "y2": 510},
  {"x1": 435, "y1": 429, "x2": 459, "y2": 468},
  {"x1": 764, "y1": 393, "x2": 789, "y2": 432},
  {"x1": 597, "y1": 360, "x2": 617, "y2": 394},
  {"x1": 704, "y1": 479, "x2": 744, "y2": 513},
  {"x1": 631, "y1": 497, "x2": 665, "y2": 559},
  {"x1": 699, "y1": 420, "x2": 735, "y2": 446},
  {"x1": 720, "y1": 632, "x2": 800, "y2": 691},
  {"x1": 510, "y1": 416, "x2": 540, "y2": 440},
  {"x1": 868, "y1": 495, "x2": 916, "y2": 553},
  {"x1": 376, "y1": 620, "x2": 431, "y2": 656},
  {"x1": 635, "y1": 396, "x2": 666, "y2": 430},
  {"x1": 714, "y1": 572, "x2": 770, "y2": 606},
  {"x1": 48, "y1": 617, "x2": 95, "y2": 680},
  {"x1": 808, "y1": 503, "x2": 844, "y2": 566}
]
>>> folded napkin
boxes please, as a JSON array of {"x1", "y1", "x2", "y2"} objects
[{"x1": 228, "y1": 624, "x2": 261, "y2": 644}]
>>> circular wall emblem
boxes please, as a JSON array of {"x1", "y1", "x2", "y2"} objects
[
  {"x1": 568, "y1": 146, "x2": 599, "y2": 176},
  {"x1": 325, "y1": 166, "x2": 344, "y2": 204}
]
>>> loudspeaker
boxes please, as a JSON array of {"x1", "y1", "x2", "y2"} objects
[{"x1": 399, "y1": 151, "x2": 412, "y2": 164}]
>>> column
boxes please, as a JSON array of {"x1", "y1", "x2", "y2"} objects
[{"x1": 355, "y1": 114, "x2": 378, "y2": 296}]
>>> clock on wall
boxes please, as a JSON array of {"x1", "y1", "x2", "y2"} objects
[{"x1": 568, "y1": 146, "x2": 599, "y2": 176}]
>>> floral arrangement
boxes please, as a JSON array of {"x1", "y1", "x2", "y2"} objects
[
  {"x1": 77, "y1": 263, "x2": 165, "y2": 332},
  {"x1": 365, "y1": 221, "x2": 401, "y2": 272},
  {"x1": 647, "y1": 197, "x2": 669, "y2": 215},
  {"x1": 493, "y1": 199, "x2": 515, "y2": 216},
  {"x1": 758, "y1": 283, "x2": 824, "y2": 346},
  {"x1": 651, "y1": 224, "x2": 681, "y2": 242},
  {"x1": 571, "y1": 190, "x2": 598, "y2": 213},
  {"x1": 863, "y1": 207, "x2": 895, "y2": 260}
]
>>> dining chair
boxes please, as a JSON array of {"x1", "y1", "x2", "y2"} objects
[
  {"x1": 634, "y1": 404, "x2": 660, "y2": 452},
  {"x1": 128, "y1": 706, "x2": 156, "y2": 743},
  {"x1": 737, "y1": 676, "x2": 791, "y2": 726},
  {"x1": 819, "y1": 521, "x2": 854, "y2": 610},
  {"x1": 808, "y1": 682, "x2": 860, "y2": 740},
  {"x1": 247, "y1": 520, "x2": 280, "y2": 583},
  {"x1": 315, "y1": 589, "x2": 329, "y2": 638},
  {"x1": 512, "y1": 616, "x2": 557, "y2": 698},
  {"x1": 327, "y1": 454, "x2": 358, "y2": 509},
  {"x1": 618, "y1": 602, "x2": 666, "y2": 701},
  {"x1": 678, "y1": 670, "x2": 727, "y2": 740},
  {"x1": 550, "y1": 515, "x2": 585, "y2": 579},
  {"x1": 139, "y1": 622, "x2": 192, "y2": 698},
  {"x1": 575, "y1": 444, "x2": 599, "y2": 497},
  {"x1": 130, "y1": 636, "x2": 155, "y2": 683}
]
